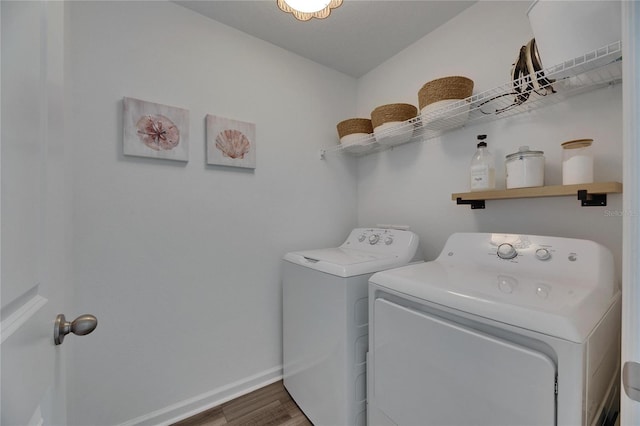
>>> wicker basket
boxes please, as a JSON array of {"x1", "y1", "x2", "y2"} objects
[
  {"x1": 418, "y1": 76, "x2": 474, "y2": 109},
  {"x1": 336, "y1": 118, "x2": 373, "y2": 139},
  {"x1": 370, "y1": 103, "x2": 418, "y2": 129}
]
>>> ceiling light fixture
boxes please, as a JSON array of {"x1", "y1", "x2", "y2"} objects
[{"x1": 276, "y1": 0, "x2": 342, "y2": 21}]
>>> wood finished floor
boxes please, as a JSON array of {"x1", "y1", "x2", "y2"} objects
[{"x1": 172, "y1": 381, "x2": 312, "y2": 426}]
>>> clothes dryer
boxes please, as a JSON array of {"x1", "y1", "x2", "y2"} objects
[
  {"x1": 368, "y1": 233, "x2": 620, "y2": 426},
  {"x1": 283, "y1": 228, "x2": 420, "y2": 426}
]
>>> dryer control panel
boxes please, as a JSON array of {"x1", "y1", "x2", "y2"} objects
[
  {"x1": 438, "y1": 232, "x2": 617, "y2": 294},
  {"x1": 371, "y1": 232, "x2": 619, "y2": 344}
]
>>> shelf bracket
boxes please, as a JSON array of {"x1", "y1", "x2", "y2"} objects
[
  {"x1": 577, "y1": 189, "x2": 607, "y2": 207},
  {"x1": 456, "y1": 198, "x2": 485, "y2": 209}
]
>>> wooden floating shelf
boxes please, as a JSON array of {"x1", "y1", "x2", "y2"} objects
[{"x1": 452, "y1": 182, "x2": 622, "y2": 209}]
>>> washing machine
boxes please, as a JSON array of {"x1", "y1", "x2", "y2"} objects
[
  {"x1": 283, "y1": 227, "x2": 421, "y2": 426},
  {"x1": 368, "y1": 232, "x2": 621, "y2": 426}
]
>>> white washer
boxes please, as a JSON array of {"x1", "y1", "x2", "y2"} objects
[
  {"x1": 283, "y1": 228, "x2": 421, "y2": 426},
  {"x1": 368, "y1": 233, "x2": 621, "y2": 426}
]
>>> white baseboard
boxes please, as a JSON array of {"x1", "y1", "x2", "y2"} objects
[{"x1": 117, "y1": 366, "x2": 283, "y2": 426}]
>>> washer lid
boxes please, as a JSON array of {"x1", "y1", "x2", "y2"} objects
[
  {"x1": 284, "y1": 248, "x2": 400, "y2": 278},
  {"x1": 370, "y1": 261, "x2": 619, "y2": 343}
]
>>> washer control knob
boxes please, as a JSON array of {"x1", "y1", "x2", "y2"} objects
[
  {"x1": 535, "y1": 248, "x2": 551, "y2": 261},
  {"x1": 385, "y1": 237, "x2": 393, "y2": 245},
  {"x1": 369, "y1": 234, "x2": 380, "y2": 245},
  {"x1": 358, "y1": 234, "x2": 366, "y2": 242},
  {"x1": 497, "y1": 243, "x2": 518, "y2": 260}
]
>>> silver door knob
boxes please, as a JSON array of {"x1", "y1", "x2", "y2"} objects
[
  {"x1": 54, "y1": 314, "x2": 98, "y2": 345},
  {"x1": 624, "y1": 361, "x2": 640, "y2": 402}
]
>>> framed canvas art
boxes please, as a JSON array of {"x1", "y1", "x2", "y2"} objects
[
  {"x1": 123, "y1": 97, "x2": 189, "y2": 162},
  {"x1": 206, "y1": 115, "x2": 256, "y2": 169}
]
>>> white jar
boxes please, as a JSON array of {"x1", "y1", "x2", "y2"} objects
[
  {"x1": 562, "y1": 139, "x2": 593, "y2": 185},
  {"x1": 505, "y1": 146, "x2": 545, "y2": 189}
]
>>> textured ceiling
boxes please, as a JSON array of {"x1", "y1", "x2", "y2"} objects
[{"x1": 174, "y1": 1, "x2": 476, "y2": 77}]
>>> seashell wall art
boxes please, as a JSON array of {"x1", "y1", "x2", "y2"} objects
[
  {"x1": 123, "y1": 97, "x2": 189, "y2": 162},
  {"x1": 206, "y1": 114, "x2": 256, "y2": 169}
]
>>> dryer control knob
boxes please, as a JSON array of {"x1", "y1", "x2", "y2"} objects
[
  {"x1": 358, "y1": 234, "x2": 366, "y2": 242},
  {"x1": 535, "y1": 248, "x2": 551, "y2": 261},
  {"x1": 497, "y1": 243, "x2": 518, "y2": 260},
  {"x1": 369, "y1": 234, "x2": 380, "y2": 245},
  {"x1": 385, "y1": 237, "x2": 393, "y2": 245}
]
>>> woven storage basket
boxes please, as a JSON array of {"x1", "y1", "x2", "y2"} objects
[
  {"x1": 336, "y1": 118, "x2": 373, "y2": 139},
  {"x1": 418, "y1": 76, "x2": 474, "y2": 109},
  {"x1": 370, "y1": 103, "x2": 418, "y2": 129}
]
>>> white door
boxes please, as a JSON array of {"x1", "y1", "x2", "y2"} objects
[
  {"x1": 621, "y1": 1, "x2": 640, "y2": 424},
  {"x1": 1, "y1": 2, "x2": 82, "y2": 425}
]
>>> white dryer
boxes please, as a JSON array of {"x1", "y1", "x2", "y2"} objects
[
  {"x1": 368, "y1": 233, "x2": 621, "y2": 426},
  {"x1": 283, "y1": 227, "x2": 420, "y2": 426}
]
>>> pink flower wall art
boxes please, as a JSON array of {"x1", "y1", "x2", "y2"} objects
[
  {"x1": 123, "y1": 97, "x2": 189, "y2": 161},
  {"x1": 206, "y1": 115, "x2": 256, "y2": 169}
]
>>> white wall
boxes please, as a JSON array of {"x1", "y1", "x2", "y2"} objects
[
  {"x1": 67, "y1": 2, "x2": 357, "y2": 425},
  {"x1": 65, "y1": 1, "x2": 624, "y2": 424},
  {"x1": 356, "y1": 1, "x2": 623, "y2": 267}
]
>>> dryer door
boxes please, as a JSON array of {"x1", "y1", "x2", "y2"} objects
[{"x1": 372, "y1": 298, "x2": 556, "y2": 426}]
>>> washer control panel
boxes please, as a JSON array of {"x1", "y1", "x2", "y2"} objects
[{"x1": 341, "y1": 228, "x2": 419, "y2": 257}]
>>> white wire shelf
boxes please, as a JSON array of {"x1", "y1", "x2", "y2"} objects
[{"x1": 320, "y1": 41, "x2": 622, "y2": 158}]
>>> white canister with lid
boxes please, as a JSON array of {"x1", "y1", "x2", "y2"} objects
[
  {"x1": 527, "y1": 0, "x2": 621, "y2": 77},
  {"x1": 562, "y1": 139, "x2": 593, "y2": 185},
  {"x1": 505, "y1": 146, "x2": 545, "y2": 189}
]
